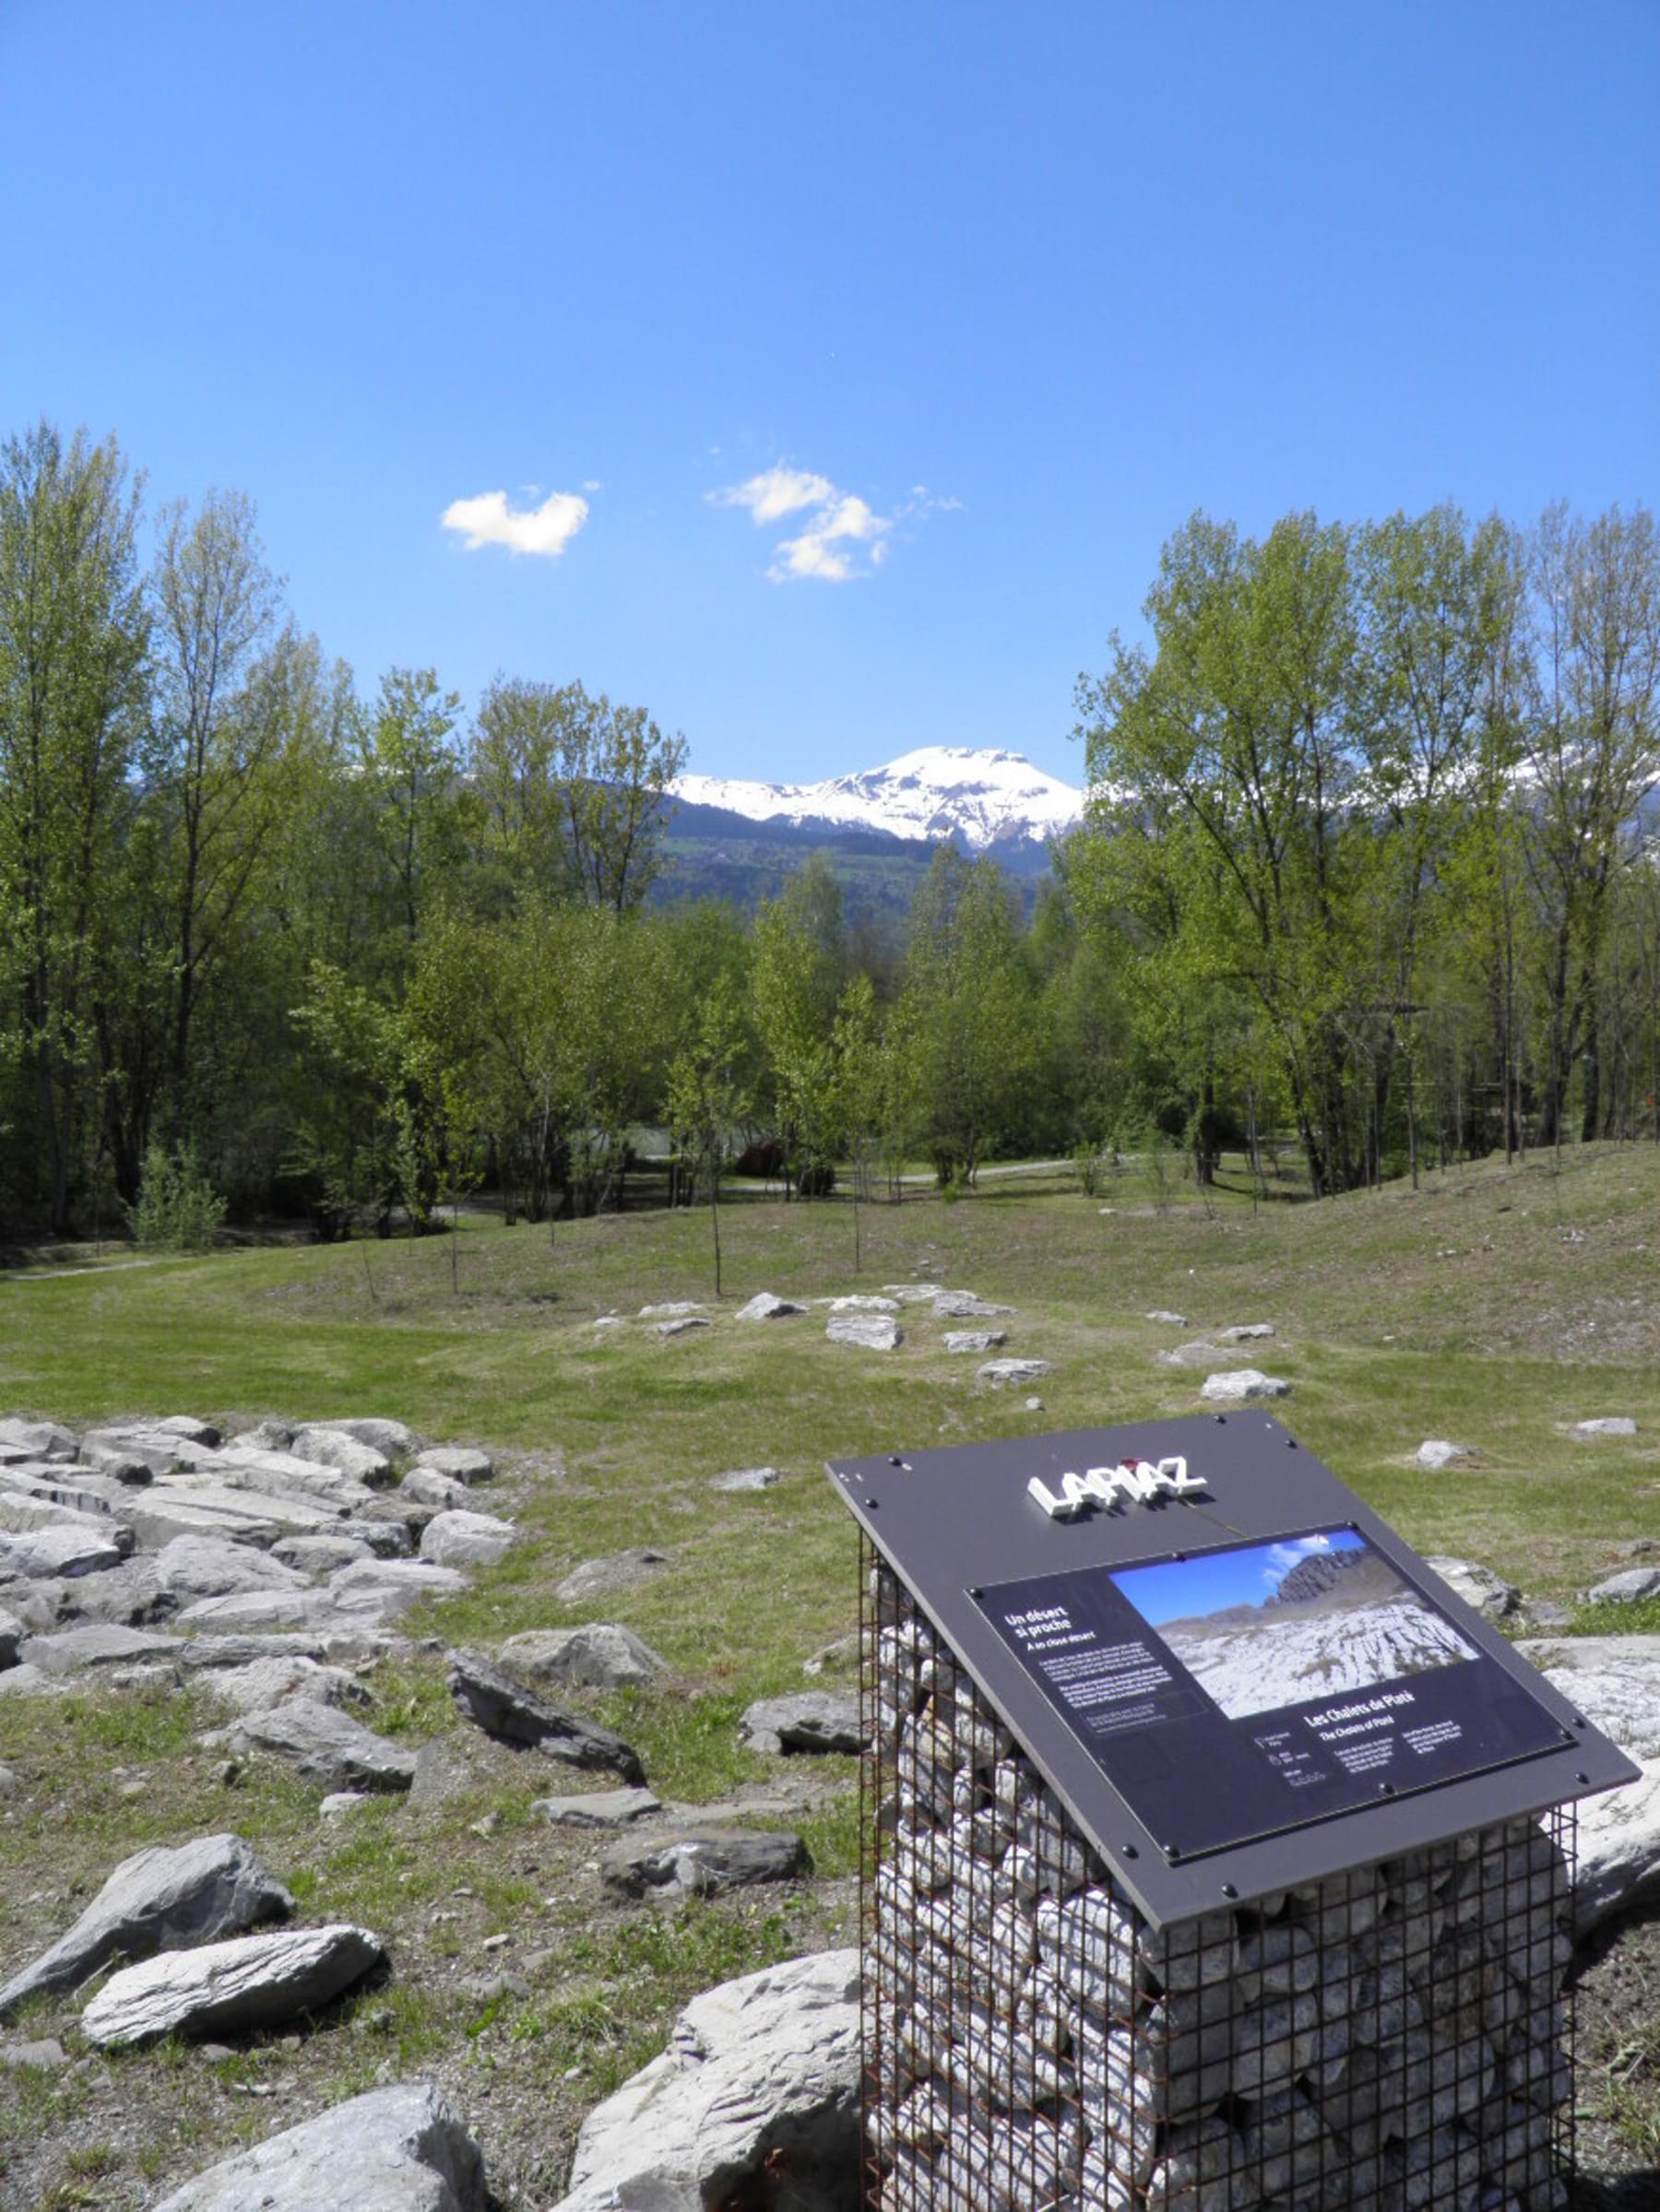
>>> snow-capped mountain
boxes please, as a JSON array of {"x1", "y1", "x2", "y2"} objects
[{"x1": 671, "y1": 746, "x2": 1083, "y2": 853}]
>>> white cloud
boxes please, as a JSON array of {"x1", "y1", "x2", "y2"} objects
[
  {"x1": 441, "y1": 486, "x2": 589, "y2": 558},
  {"x1": 712, "y1": 462, "x2": 955, "y2": 584}
]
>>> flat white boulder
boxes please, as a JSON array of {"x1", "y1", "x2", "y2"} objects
[
  {"x1": 19, "y1": 1624, "x2": 181, "y2": 1675},
  {"x1": 712, "y1": 1466, "x2": 783, "y2": 1493},
  {"x1": 1573, "y1": 1417, "x2": 1638, "y2": 1438},
  {"x1": 314, "y1": 1417, "x2": 422, "y2": 1460},
  {"x1": 828, "y1": 1294, "x2": 898, "y2": 1314},
  {"x1": 290, "y1": 1426, "x2": 394, "y2": 1486},
  {"x1": 222, "y1": 1700, "x2": 418, "y2": 1793},
  {"x1": 153, "y1": 1535, "x2": 307, "y2": 1602},
  {"x1": 639, "y1": 1301, "x2": 704, "y2": 1319},
  {"x1": 329, "y1": 1557, "x2": 469, "y2": 1618},
  {"x1": 1423, "y1": 1556, "x2": 1519, "y2": 1619},
  {"x1": 200, "y1": 1656, "x2": 373, "y2": 1718},
  {"x1": 942, "y1": 1330, "x2": 1005, "y2": 1354},
  {"x1": 0, "y1": 1833, "x2": 291, "y2": 2016},
  {"x1": 933, "y1": 1291, "x2": 1014, "y2": 1319},
  {"x1": 978, "y1": 1358, "x2": 1052, "y2": 1386},
  {"x1": 551, "y1": 1948, "x2": 860, "y2": 2212},
  {"x1": 1200, "y1": 1368, "x2": 1291, "y2": 1402},
  {"x1": 398, "y1": 1468, "x2": 471, "y2": 1513},
  {"x1": 1585, "y1": 1567, "x2": 1660, "y2": 1605},
  {"x1": 826, "y1": 1315, "x2": 901, "y2": 1352},
  {"x1": 734, "y1": 1291, "x2": 804, "y2": 1321},
  {"x1": 409, "y1": 1446, "x2": 493, "y2": 1485},
  {"x1": 0, "y1": 1418, "x2": 77, "y2": 1461},
  {"x1": 1216, "y1": 1322, "x2": 1275, "y2": 1342},
  {"x1": 419, "y1": 1510, "x2": 516, "y2": 1568},
  {"x1": 151, "y1": 2080, "x2": 487, "y2": 2211},
  {"x1": 1144, "y1": 1310, "x2": 1186, "y2": 1327},
  {"x1": 535, "y1": 1786, "x2": 662, "y2": 1828},
  {"x1": 882, "y1": 1283, "x2": 945, "y2": 1305},
  {"x1": 1520, "y1": 1635, "x2": 1660, "y2": 1932},
  {"x1": 498, "y1": 1624, "x2": 669, "y2": 1690},
  {"x1": 81, "y1": 1922, "x2": 384, "y2": 2048},
  {"x1": 0, "y1": 1522, "x2": 127, "y2": 1579},
  {"x1": 655, "y1": 1316, "x2": 711, "y2": 1338},
  {"x1": 1417, "y1": 1440, "x2": 1475, "y2": 1471}
]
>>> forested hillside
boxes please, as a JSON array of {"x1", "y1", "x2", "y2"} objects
[{"x1": 2, "y1": 419, "x2": 1654, "y2": 1241}]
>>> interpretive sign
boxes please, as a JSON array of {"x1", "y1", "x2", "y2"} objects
[{"x1": 829, "y1": 1414, "x2": 1638, "y2": 1924}]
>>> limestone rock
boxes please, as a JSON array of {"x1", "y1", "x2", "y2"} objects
[
  {"x1": 1424, "y1": 1556, "x2": 1521, "y2": 1620},
  {"x1": 224, "y1": 1700, "x2": 417, "y2": 1793},
  {"x1": 735, "y1": 1293, "x2": 805, "y2": 1321},
  {"x1": 272, "y1": 1532, "x2": 383, "y2": 1575},
  {"x1": 397, "y1": 1468, "x2": 472, "y2": 1513},
  {"x1": 1144, "y1": 1310, "x2": 1187, "y2": 1327},
  {"x1": 328, "y1": 1557, "x2": 469, "y2": 1619},
  {"x1": 80, "y1": 1922, "x2": 384, "y2": 2048},
  {"x1": 551, "y1": 1949, "x2": 860, "y2": 2212},
  {"x1": 153, "y1": 1535, "x2": 307, "y2": 1603},
  {"x1": 1417, "y1": 1440, "x2": 1475, "y2": 1470},
  {"x1": 654, "y1": 1316, "x2": 710, "y2": 1338},
  {"x1": 932, "y1": 1292, "x2": 1014, "y2": 1319},
  {"x1": 639, "y1": 1301, "x2": 705, "y2": 1319},
  {"x1": 0, "y1": 1663, "x2": 62, "y2": 1697},
  {"x1": 0, "y1": 1833, "x2": 291, "y2": 2017},
  {"x1": 497, "y1": 1624, "x2": 669, "y2": 1691},
  {"x1": 1157, "y1": 1340, "x2": 1247, "y2": 1369},
  {"x1": 534, "y1": 1786, "x2": 662, "y2": 1828},
  {"x1": 601, "y1": 1828, "x2": 810, "y2": 1899},
  {"x1": 1573, "y1": 1417, "x2": 1638, "y2": 1438},
  {"x1": 200, "y1": 1656, "x2": 374, "y2": 1718},
  {"x1": 555, "y1": 1548, "x2": 669, "y2": 1605},
  {"x1": 0, "y1": 1606, "x2": 19, "y2": 1667},
  {"x1": 882, "y1": 1283, "x2": 945, "y2": 1305},
  {"x1": 18, "y1": 1623, "x2": 180, "y2": 1675},
  {"x1": 44, "y1": 1555, "x2": 170, "y2": 1627},
  {"x1": 1217, "y1": 1322, "x2": 1275, "y2": 1342},
  {"x1": 1520, "y1": 1636, "x2": 1660, "y2": 1762},
  {"x1": 827, "y1": 1314, "x2": 901, "y2": 1351},
  {"x1": 829, "y1": 1294, "x2": 899, "y2": 1314},
  {"x1": 149, "y1": 2080, "x2": 487, "y2": 2212},
  {"x1": 0, "y1": 1521, "x2": 128, "y2": 1579},
  {"x1": 419, "y1": 1509, "x2": 516, "y2": 1568},
  {"x1": 446, "y1": 1650, "x2": 645, "y2": 1782},
  {"x1": 978, "y1": 1358, "x2": 1053, "y2": 1386},
  {"x1": 1200, "y1": 1367, "x2": 1291, "y2": 1402},
  {"x1": 712, "y1": 1466, "x2": 783, "y2": 1492},
  {"x1": 1585, "y1": 1567, "x2": 1660, "y2": 1605},
  {"x1": 175, "y1": 1590, "x2": 367, "y2": 1636},
  {"x1": 315, "y1": 1417, "x2": 423, "y2": 1461},
  {"x1": 289, "y1": 1426, "x2": 395, "y2": 1486},
  {"x1": 0, "y1": 1418, "x2": 77, "y2": 1461},
  {"x1": 740, "y1": 1692, "x2": 862, "y2": 1756},
  {"x1": 409, "y1": 1446, "x2": 494, "y2": 1485},
  {"x1": 942, "y1": 1330, "x2": 1005, "y2": 1354}
]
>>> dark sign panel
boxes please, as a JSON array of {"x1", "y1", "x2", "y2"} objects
[{"x1": 975, "y1": 1524, "x2": 1569, "y2": 1861}]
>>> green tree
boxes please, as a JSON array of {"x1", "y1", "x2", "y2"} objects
[
  {"x1": 750, "y1": 856, "x2": 848, "y2": 1193},
  {"x1": 667, "y1": 975, "x2": 750, "y2": 1294},
  {"x1": 0, "y1": 421, "x2": 148, "y2": 1232},
  {"x1": 358, "y1": 666, "x2": 467, "y2": 952}
]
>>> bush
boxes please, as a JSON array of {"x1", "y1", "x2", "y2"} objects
[{"x1": 126, "y1": 1143, "x2": 228, "y2": 1253}]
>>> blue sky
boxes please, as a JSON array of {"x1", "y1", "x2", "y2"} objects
[
  {"x1": 3, "y1": 4, "x2": 1654, "y2": 787},
  {"x1": 1114, "y1": 1529, "x2": 1368, "y2": 1626}
]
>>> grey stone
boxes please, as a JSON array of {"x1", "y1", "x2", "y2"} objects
[
  {"x1": 104, "y1": 1488, "x2": 298, "y2": 1550},
  {"x1": 1217, "y1": 1322, "x2": 1275, "y2": 1342},
  {"x1": 740, "y1": 1692, "x2": 862, "y2": 1756},
  {"x1": 639, "y1": 1301, "x2": 704, "y2": 1319},
  {"x1": 600, "y1": 1828, "x2": 810, "y2": 1899},
  {"x1": 654, "y1": 1316, "x2": 710, "y2": 1337},
  {"x1": 0, "y1": 1521, "x2": 128, "y2": 1579},
  {"x1": 40, "y1": 1556, "x2": 171, "y2": 1628},
  {"x1": 826, "y1": 1314, "x2": 901, "y2": 1351},
  {"x1": 1574, "y1": 1417, "x2": 1639, "y2": 1438},
  {"x1": 534, "y1": 1786, "x2": 662, "y2": 1828},
  {"x1": 272, "y1": 1532, "x2": 380, "y2": 1575},
  {"x1": 1144, "y1": 1310, "x2": 1187, "y2": 1326},
  {"x1": 240, "y1": 1418, "x2": 295, "y2": 1450},
  {"x1": 941, "y1": 1331, "x2": 1006, "y2": 1354},
  {"x1": 554, "y1": 1547, "x2": 670, "y2": 1605},
  {"x1": 446, "y1": 1650, "x2": 645, "y2": 1782},
  {"x1": 734, "y1": 1293, "x2": 805, "y2": 1321},
  {"x1": 328, "y1": 1556, "x2": 469, "y2": 1618},
  {"x1": 1586, "y1": 1567, "x2": 1660, "y2": 1605},
  {"x1": 1200, "y1": 1367, "x2": 1291, "y2": 1402},
  {"x1": 1519, "y1": 1636, "x2": 1660, "y2": 1762},
  {"x1": 176, "y1": 1590, "x2": 367, "y2": 1636},
  {"x1": 154, "y1": 1536, "x2": 308, "y2": 1603},
  {"x1": 200, "y1": 1657, "x2": 373, "y2": 1718},
  {"x1": 18, "y1": 1623, "x2": 180, "y2": 1675},
  {"x1": 712, "y1": 1466, "x2": 783, "y2": 1492},
  {"x1": 175, "y1": 1632, "x2": 336, "y2": 1672},
  {"x1": 932, "y1": 1291, "x2": 1014, "y2": 1319},
  {"x1": 320, "y1": 1792, "x2": 370, "y2": 1819},
  {"x1": 0, "y1": 2037, "x2": 67, "y2": 2070},
  {"x1": 0, "y1": 1607, "x2": 22, "y2": 1666},
  {"x1": 80, "y1": 1423, "x2": 198, "y2": 1474},
  {"x1": 419, "y1": 1509, "x2": 516, "y2": 1567},
  {"x1": 409, "y1": 1446, "x2": 493, "y2": 1485},
  {"x1": 0, "y1": 1663, "x2": 61, "y2": 1698},
  {"x1": 882, "y1": 1283, "x2": 945, "y2": 1305},
  {"x1": 0, "y1": 1418, "x2": 76, "y2": 1461},
  {"x1": 225, "y1": 1701, "x2": 417, "y2": 1793},
  {"x1": 80, "y1": 1922, "x2": 384, "y2": 2049},
  {"x1": 154, "y1": 1415, "x2": 221, "y2": 1445},
  {"x1": 551, "y1": 1949, "x2": 859, "y2": 2212},
  {"x1": 978, "y1": 1358, "x2": 1053, "y2": 1386},
  {"x1": 397, "y1": 1468, "x2": 471, "y2": 1513},
  {"x1": 0, "y1": 1833, "x2": 292, "y2": 2017},
  {"x1": 289, "y1": 1425, "x2": 395, "y2": 1485},
  {"x1": 1424, "y1": 1555, "x2": 1521, "y2": 1619},
  {"x1": 150, "y1": 2080, "x2": 488, "y2": 2212},
  {"x1": 497, "y1": 1624, "x2": 669, "y2": 1691},
  {"x1": 801, "y1": 1633, "x2": 859, "y2": 1679},
  {"x1": 214, "y1": 1446, "x2": 378, "y2": 1513},
  {"x1": 1417, "y1": 1440, "x2": 1476, "y2": 1470},
  {"x1": 0, "y1": 1459, "x2": 135, "y2": 1515},
  {"x1": 314, "y1": 1417, "x2": 422, "y2": 1460},
  {"x1": 829, "y1": 1294, "x2": 899, "y2": 1313},
  {"x1": 0, "y1": 1764, "x2": 17, "y2": 1793}
]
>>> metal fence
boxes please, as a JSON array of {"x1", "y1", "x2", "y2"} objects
[{"x1": 860, "y1": 1540, "x2": 1577, "y2": 2212}]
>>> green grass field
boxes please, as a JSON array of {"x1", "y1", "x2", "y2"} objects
[{"x1": 0, "y1": 1143, "x2": 1656, "y2": 2206}]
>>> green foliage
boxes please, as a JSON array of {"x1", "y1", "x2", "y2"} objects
[{"x1": 125, "y1": 1141, "x2": 227, "y2": 1250}]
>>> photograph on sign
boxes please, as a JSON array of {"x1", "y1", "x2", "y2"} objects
[
  {"x1": 975, "y1": 1525, "x2": 1569, "y2": 1860},
  {"x1": 1109, "y1": 1528, "x2": 1477, "y2": 1721}
]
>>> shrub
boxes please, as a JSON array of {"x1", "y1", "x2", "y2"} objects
[{"x1": 126, "y1": 1143, "x2": 228, "y2": 1252}]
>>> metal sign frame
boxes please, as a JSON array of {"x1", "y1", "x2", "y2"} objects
[{"x1": 828, "y1": 1413, "x2": 1637, "y2": 1928}]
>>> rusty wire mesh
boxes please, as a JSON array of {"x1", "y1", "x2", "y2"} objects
[{"x1": 860, "y1": 1538, "x2": 1577, "y2": 2212}]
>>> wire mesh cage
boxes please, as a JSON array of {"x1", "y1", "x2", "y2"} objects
[{"x1": 860, "y1": 1538, "x2": 1577, "y2": 2212}]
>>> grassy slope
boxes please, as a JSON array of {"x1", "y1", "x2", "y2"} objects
[{"x1": 0, "y1": 1144, "x2": 1656, "y2": 2206}]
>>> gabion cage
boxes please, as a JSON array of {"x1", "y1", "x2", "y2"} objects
[{"x1": 860, "y1": 1542, "x2": 1578, "y2": 2212}]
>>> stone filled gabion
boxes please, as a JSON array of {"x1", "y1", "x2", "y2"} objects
[{"x1": 861, "y1": 1554, "x2": 1575, "y2": 2212}]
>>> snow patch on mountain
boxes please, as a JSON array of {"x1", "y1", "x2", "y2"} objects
[{"x1": 672, "y1": 746, "x2": 1083, "y2": 852}]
